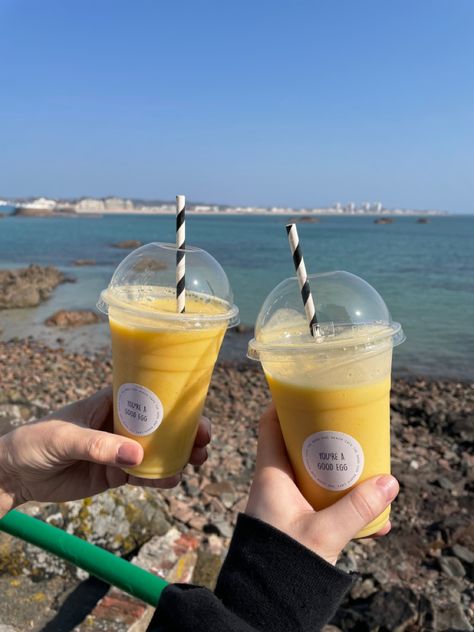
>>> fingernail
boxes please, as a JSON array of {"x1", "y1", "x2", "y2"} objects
[
  {"x1": 376, "y1": 475, "x2": 399, "y2": 502},
  {"x1": 117, "y1": 443, "x2": 140, "y2": 466}
]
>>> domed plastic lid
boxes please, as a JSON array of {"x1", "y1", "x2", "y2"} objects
[
  {"x1": 98, "y1": 242, "x2": 239, "y2": 329},
  {"x1": 248, "y1": 271, "x2": 404, "y2": 359}
]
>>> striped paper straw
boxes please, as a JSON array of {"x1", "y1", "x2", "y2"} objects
[
  {"x1": 176, "y1": 195, "x2": 186, "y2": 313},
  {"x1": 286, "y1": 223, "x2": 320, "y2": 337}
]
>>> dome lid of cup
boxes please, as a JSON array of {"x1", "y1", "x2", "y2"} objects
[
  {"x1": 248, "y1": 271, "x2": 404, "y2": 359},
  {"x1": 97, "y1": 242, "x2": 239, "y2": 328}
]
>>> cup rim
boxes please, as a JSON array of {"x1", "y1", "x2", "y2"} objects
[
  {"x1": 98, "y1": 288, "x2": 240, "y2": 328},
  {"x1": 145, "y1": 241, "x2": 204, "y2": 254},
  {"x1": 247, "y1": 321, "x2": 405, "y2": 360}
]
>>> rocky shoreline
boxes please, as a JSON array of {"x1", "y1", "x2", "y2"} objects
[
  {"x1": 0, "y1": 338, "x2": 472, "y2": 631},
  {"x1": 0, "y1": 265, "x2": 70, "y2": 310}
]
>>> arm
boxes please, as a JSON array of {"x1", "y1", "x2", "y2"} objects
[
  {"x1": 146, "y1": 405, "x2": 399, "y2": 632},
  {"x1": 148, "y1": 514, "x2": 353, "y2": 632}
]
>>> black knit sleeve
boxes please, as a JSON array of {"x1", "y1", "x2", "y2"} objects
[{"x1": 146, "y1": 513, "x2": 354, "y2": 632}]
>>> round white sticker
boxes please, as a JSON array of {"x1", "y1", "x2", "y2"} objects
[
  {"x1": 302, "y1": 431, "x2": 364, "y2": 491},
  {"x1": 117, "y1": 383, "x2": 163, "y2": 436}
]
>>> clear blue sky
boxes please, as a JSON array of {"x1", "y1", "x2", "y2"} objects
[{"x1": 1, "y1": 0, "x2": 473, "y2": 212}]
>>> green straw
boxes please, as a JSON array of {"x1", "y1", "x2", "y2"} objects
[{"x1": 0, "y1": 509, "x2": 169, "y2": 607}]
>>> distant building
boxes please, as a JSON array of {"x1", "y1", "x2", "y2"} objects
[
  {"x1": 76, "y1": 198, "x2": 106, "y2": 212},
  {"x1": 347, "y1": 202, "x2": 356, "y2": 214},
  {"x1": 103, "y1": 197, "x2": 134, "y2": 211},
  {"x1": 21, "y1": 197, "x2": 57, "y2": 210}
]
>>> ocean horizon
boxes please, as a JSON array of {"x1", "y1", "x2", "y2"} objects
[{"x1": 0, "y1": 213, "x2": 473, "y2": 381}]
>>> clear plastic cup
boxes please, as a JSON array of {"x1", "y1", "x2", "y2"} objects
[
  {"x1": 98, "y1": 242, "x2": 239, "y2": 479},
  {"x1": 248, "y1": 271, "x2": 404, "y2": 537}
]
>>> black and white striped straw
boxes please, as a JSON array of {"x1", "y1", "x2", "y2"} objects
[
  {"x1": 286, "y1": 223, "x2": 320, "y2": 337},
  {"x1": 176, "y1": 195, "x2": 186, "y2": 313}
]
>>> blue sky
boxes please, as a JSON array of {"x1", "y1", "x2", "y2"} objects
[{"x1": 0, "y1": 0, "x2": 473, "y2": 212}]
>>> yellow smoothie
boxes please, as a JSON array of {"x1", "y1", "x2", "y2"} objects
[
  {"x1": 109, "y1": 293, "x2": 227, "y2": 478},
  {"x1": 248, "y1": 271, "x2": 404, "y2": 539},
  {"x1": 258, "y1": 314, "x2": 394, "y2": 537},
  {"x1": 265, "y1": 367, "x2": 391, "y2": 537}
]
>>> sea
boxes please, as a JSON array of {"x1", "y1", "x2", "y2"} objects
[{"x1": 0, "y1": 209, "x2": 473, "y2": 380}]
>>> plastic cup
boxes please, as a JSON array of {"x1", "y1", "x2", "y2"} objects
[
  {"x1": 98, "y1": 243, "x2": 239, "y2": 479},
  {"x1": 248, "y1": 271, "x2": 404, "y2": 537}
]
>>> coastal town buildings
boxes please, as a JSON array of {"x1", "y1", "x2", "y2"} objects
[{"x1": 0, "y1": 196, "x2": 446, "y2": 217}]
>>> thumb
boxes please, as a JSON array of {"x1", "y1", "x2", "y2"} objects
[
  {"x1": 54, "y1": 425, "x2": 144, "y2": 468},
  {"x1": 318, "y1": 475, "x2": 399, "y2": 548}
]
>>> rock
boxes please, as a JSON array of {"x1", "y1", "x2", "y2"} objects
[
  {"x1": 0, "y1": 265, "x2": 66, "y2": 309},
  {"x1": 452, "y1": 544, "x2": 474, "y2": 564},
  {"x1": 366, "y1": 587, "x2": 418, "y2": 632},
  {"x1": 350, "y1": 577, "x2": 377, "y2": 600},
  {"x1": 234, "y1": 324, "x2": 253, "y2": 334},
  {"x1": 0, "y1": 404, "x2": 31, "y2": 435},
  {"x1": 168, "y1": 498, "x2": 195, "y2": 525},
  {"x1": 192, "y1": 551, "x2": 223, "y2": 590},
  {"x1": 45, "y1": 310, "x2": 102, "y2": 327},
  {"x1": 433, "y1": 602, "x2": 473, "y2": 631},
  {"x1": 112, "y1": 240, "x2": 142, "y2": 249},
  {"x1": 73, "y1": 259, "x2": 96, "y2": 266},
  {"x1": 202, "y1": 481, "x2": 236, "y2": 498},
  {"x1": 294, "y1": 215, "x2": 320, "y2": 223},
  {"x1": 204, "y1": 520, "x2": 233, "y2": 539},
  {"x1": 0, "y1": 574, "x2": 71, "y2": 630},
  {"x1": 132, "y1": 257, "x2": 167, "y2": 272},
  {"x1": 450, "y1": 415, "x2": 474, "y2": 439},
  {"x1": 74, "y1": 527, "x2": 200, "y2": 632},
  {"x1": 438, "y1": 556, "x2": 467, "y2": 578}
]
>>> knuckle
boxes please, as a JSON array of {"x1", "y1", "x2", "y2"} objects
[
  {"x1": 349, "y1": 487, "x2": 379, "y2": 523},
  {"x1": 87, "y1": 434, "x2": 110, "y2": 462}
]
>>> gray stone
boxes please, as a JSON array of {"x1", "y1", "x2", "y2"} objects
[
  {"x1": 0, "y1": 574, "x2": 72, "y2": 629},
  {"x1": 350, "y1": 577, "x2": 377, "y2": 600},
  {"x1": 367, "y1": 587, "x2": 418, "y2": 632},
  {"x1": 112, "y1": 240, "x2": 142, "y2": 249},
  {"x1": 438, "y1": 555, "x2": 466, "y2": 578},
  {"x1": 452, "y1": 544, "x2": 474, "y2": 564},
  {"x1": 433, "y1": 602, "x2": 473, "y2": 631},
  {"x1": 0, "y1": 265, "x2": 65, "y2": 309}
]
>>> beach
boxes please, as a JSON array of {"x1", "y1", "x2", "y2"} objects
[{"x1": 0, "y1": 337, "x2": 472, "y2": 630}]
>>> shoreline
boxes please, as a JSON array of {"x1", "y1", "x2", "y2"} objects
[{"x1": 8, "y1": 210, "x2": 447, "y2": 217}]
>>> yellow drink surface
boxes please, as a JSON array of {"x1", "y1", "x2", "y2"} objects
[
  {"x1": 110, "y1": 294, "x2": 227, "y2": 478},
  {"x1": 262, "y1": 330, "x2": 393, "y2": 538}
]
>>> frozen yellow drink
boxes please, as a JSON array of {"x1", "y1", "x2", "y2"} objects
[
  {"x1": 263, "y1": 334, "x2": 392, "y2": 537},
  {"x1": 248, "y1": 271, "x2": 404, "y2": 538},
  {"x1": 98, "y1": 242, "x2": 239, "y2": 479},
  {"x1": 110, "y1": 294, "x2": 227, "y2": 478}
]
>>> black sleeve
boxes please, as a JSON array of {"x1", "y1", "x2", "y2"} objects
[{"x1": 146, "y1": 513, "x2": 354, "y2": 632}]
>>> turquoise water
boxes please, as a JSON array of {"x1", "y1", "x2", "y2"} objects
[{"x1": 0, "y1": 213, "x2": 473, "y2": 379}]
